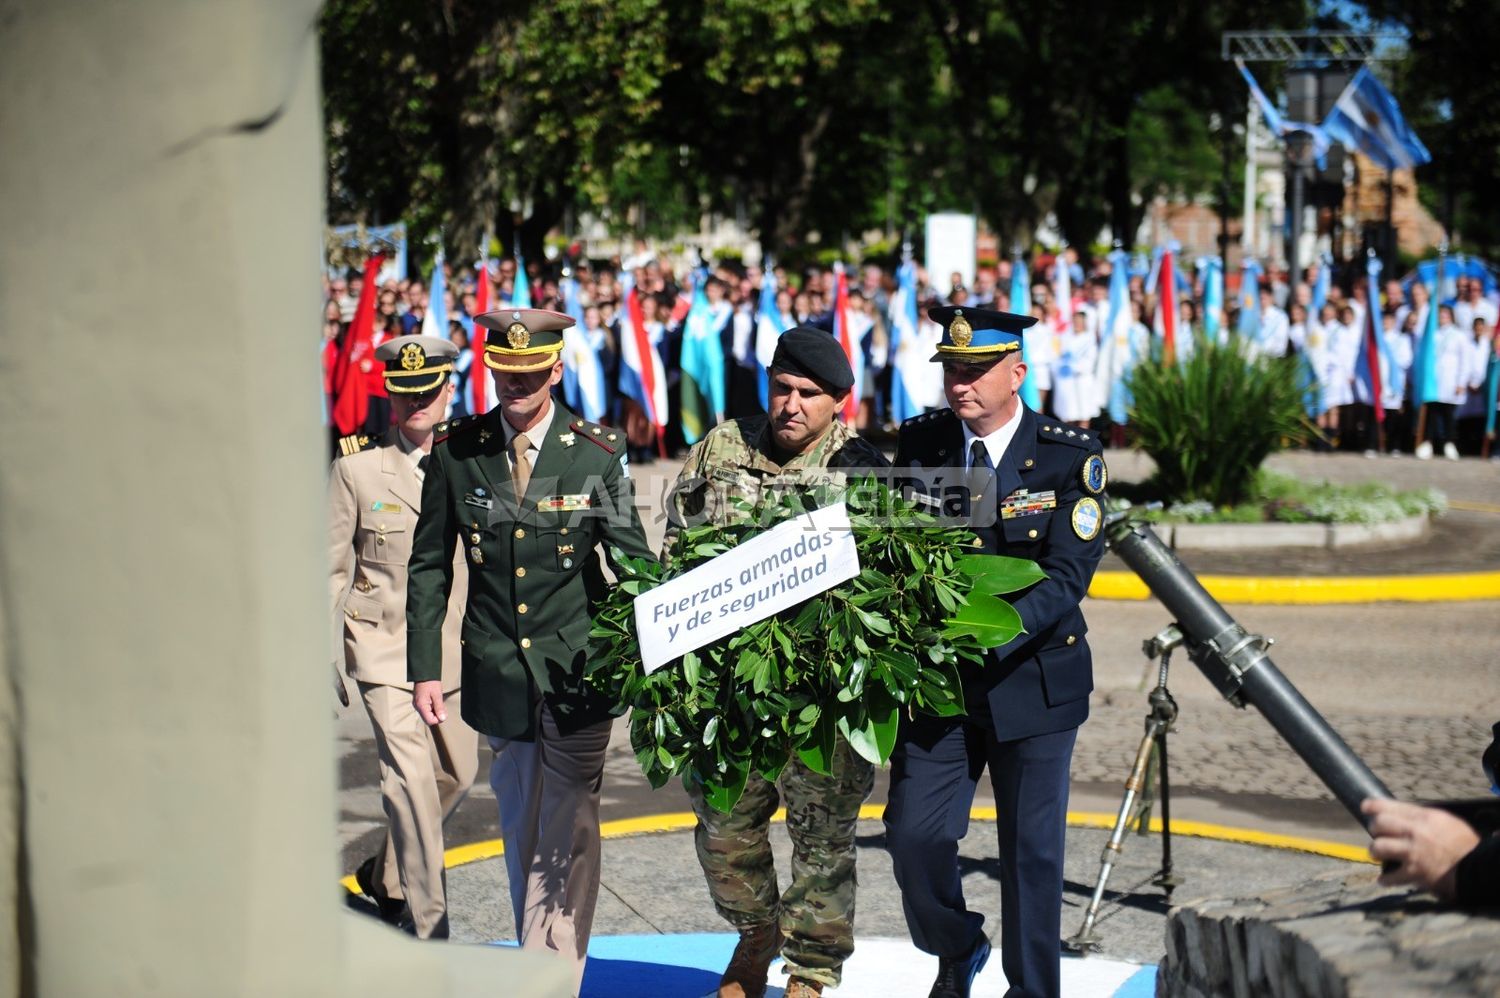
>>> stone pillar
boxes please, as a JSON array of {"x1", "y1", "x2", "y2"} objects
[{"x1": 0, "y1": 3, "x2": 565, "y2": 995}]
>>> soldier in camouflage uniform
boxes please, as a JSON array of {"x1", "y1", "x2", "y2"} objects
[{"x1": 664, "y1": 327, "x2": 888, "y2": 998}]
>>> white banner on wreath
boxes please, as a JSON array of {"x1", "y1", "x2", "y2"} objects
[{"x1": 635, "y1": 502, "x2": 861, "y2": 673}]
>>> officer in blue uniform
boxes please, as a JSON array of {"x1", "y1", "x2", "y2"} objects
[{"x1": 884, "y1": 306, "x2": 1107, "y2": 998}]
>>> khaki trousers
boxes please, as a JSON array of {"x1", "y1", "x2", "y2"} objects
[
  {"x1": 360, "y1": 682, "x2": 478, "y2": 939},
  {"x1": 489, "y1": 705, "x2": 612, "y2": 995}
]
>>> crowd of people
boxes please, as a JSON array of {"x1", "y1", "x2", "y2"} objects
[{"x1": 321, "y1": 244, "x2": 1500, "y2": 461}]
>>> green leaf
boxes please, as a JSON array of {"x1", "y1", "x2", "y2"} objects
[
  {"x1": 956, "y1": 554, "x2": 1048, "y2": 595},
  {"x1": 837, "y1": 696, "x2": 900, "y2": 766},
  {"x1": 701, "y1": 763, "x2": 749, "y2": 814},
  {"x1": 944, "y1": 593, "x2": 1025, "y2": 647},
  {"x1": 702, "y1": 715, "x2": 720, "y2": 747}
]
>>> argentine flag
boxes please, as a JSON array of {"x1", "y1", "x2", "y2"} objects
[
  {"x1": 559, "y1": 274, "x2": 607, "y2": 422},
  {"x1": 1013, "y1": 258, "x2": 1040, "y2": 411},
  {"x1": 753, "y1": 266, "x2": 787, "y2": 410},
  {"x1": 420, "y1": 250, "x2": 448, "y2": 339},
  {"x1": 1199, "y1": 257, "x2": 1224, "y2": 343},
  {"x1": 1095, "y1": 249, "x2": 1137, "y2": 424},
  {"x1": 887, "y1": 257, "x2": 923, "y2": 423},
  {"x1": 511, "y1": 252, "x2": 533, "y2": 308},
  {"x1": 679, "y1": 279, "x2": 730, "y2": 444}
]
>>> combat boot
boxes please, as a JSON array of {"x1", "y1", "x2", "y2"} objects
[
  {"x1": 785, "y1": 977, "x2": 824, "y2": 997},
  {"x1": 717, "y1": 922, "x2": 782, "y2": 998}
]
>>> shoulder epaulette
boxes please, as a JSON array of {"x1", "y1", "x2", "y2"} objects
[
  {"x1": 900, "y1": 408, "x2": 957, "y2": 432},
  {"x1": 1036, "y1": 420, "x2": 1096, "y2": 448},
  {"x1": 433, "y1": 414, "x2": 482, "y2": 445},
  {"x1": 571, "y1": 418, "x2": 622, "y2": 455},
  {"x1": 337, "y1": 433, "x2": 377, "y2": 458}
]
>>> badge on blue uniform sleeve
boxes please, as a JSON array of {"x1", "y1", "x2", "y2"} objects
[
  {"x1": 1081, "y1": 454, "x2": 1107, "y2": 495},
  {"x1": 1071, "y1": 497, "x2": 1102, "y2": 541}
]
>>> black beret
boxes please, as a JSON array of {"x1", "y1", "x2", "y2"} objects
[{"x1": 770, "y1": 325, "x2": 855, "y2": 391}]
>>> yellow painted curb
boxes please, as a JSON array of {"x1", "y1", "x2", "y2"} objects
[
  {"x1": 1449, "y1": 500, "x2": 1500, "y2": 515},
  {"x1": 1088, "y1": 569, "x2": 1500, "y2": 604},
  {"x1": 339, "y1": 805, "x2": 1371, "y2": 894}
]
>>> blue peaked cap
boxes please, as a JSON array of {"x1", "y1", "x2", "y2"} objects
[{"x1": 928, "y1": 305, "x2": 1037, "y2": 362}]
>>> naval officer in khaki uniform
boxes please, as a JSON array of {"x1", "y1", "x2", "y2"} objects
[
  {"x1": 329, "y1": 334, "x2": 478, "y2": 939},
  {"x1": 407, "y1": 307, "x2": 652, "y2": 992}
]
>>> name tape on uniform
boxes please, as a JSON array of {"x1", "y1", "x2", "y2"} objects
[{"x1": 635, "y1": 501, "x2": 861, "y2": 673}]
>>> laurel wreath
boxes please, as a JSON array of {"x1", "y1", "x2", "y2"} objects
[{"x1": 587, "y1": 479, "x2": 1044, "y2": 813}]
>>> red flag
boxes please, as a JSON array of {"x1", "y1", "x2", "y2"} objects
[
  {"x1": 1156, "y1": 249, "x2": 1177, "y2": 365},
  {"x1": 330, "y1": 254, "x2": 384, "y2": 436},
  {"x1": 832, "y1": 266, "x2": 860, "y2": 424},
  {"x1": 468, "y1": 256, "x2": 491, "y2": 415}
]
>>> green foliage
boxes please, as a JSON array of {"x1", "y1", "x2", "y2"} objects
[
  {"x1": 1109, "y1": 470, "x2": 1447, "y2": 525},
  {"x1": 587, "y1": 482, "x2": 1043, "y2": 813},
  {"x1": 1356, "y1": 0, "x2": 1500, "y2": 254},
  {"x1": 320, "y1": 0, "x2": 1306, "y2": 260},
  {"x1": 1126, "y1": 335, "x2": 1313, "y2": 506}
]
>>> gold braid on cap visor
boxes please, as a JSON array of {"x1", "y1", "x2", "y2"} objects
[
  {"x1": 935, "y1": 341, "x2": 1023, "y2": 355},
  {"x1": 483, "y1": 342, "x2": 563, "y2": 372},
  {"x1": 384, "y1": 365, "x2": 454, "y2": 393}
]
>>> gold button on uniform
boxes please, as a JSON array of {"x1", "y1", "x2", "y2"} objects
[
  {"x1": 520, "y1": 637, "x2": 531, "y2": 649},
  {"x1": 514, "y1": 528, "x2": 525, "y2": 539},
  {"x1": 517, "y1": 603, "x2": 528, "y2": 615},
  {"x1": 471, "y1": 532, "x2": 481, "y2": 544},
  {"x1": 1066, "y1": 635, "x2": 1077, "y2": 645},
  {"x1": 350, "y1": 609, "x2": 360, "y2": 619},
  {"x1": 1024, "y1": 459, "x2": 1034, "y2": 468},
  {"x1": 515, "y1": 566, "x2": 526, "y2": 578},
  {"x1": 972, "y1": 538, "x2": 984, "y2": 548},
  {"x1": 1028, "y1": 529, "x2": 1038, "y2": 539},
  {"x1": 560, "y1": 527, "x2": 569, "y2": 536},
  {"x1": 376, "y1": 536, "x2": 386, "y2": 545}
]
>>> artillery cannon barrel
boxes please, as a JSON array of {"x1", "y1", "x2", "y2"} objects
[{"x1": 1105, "y1": 518, "x2": 1391, "y2": 826}]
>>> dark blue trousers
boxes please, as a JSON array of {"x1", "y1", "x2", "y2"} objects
[{"x1": 884, "y1": 714, "x2": 1076, "y2": 998}]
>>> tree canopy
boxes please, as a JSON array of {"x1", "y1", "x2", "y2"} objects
[{"x1": 323, "y1": 0, "x2": 1328, "y2": 268}]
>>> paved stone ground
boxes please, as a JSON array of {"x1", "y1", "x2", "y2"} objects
[{"x1": 440, "y1": 821, "x2": 1361, "y2": 968}]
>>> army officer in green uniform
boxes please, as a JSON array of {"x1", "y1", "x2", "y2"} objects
[{"x1": 407, "y1": 307, "x2": 651, "y2": 992}]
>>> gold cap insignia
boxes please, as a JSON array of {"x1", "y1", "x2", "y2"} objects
[
  {"x1": 399, "y1": 343, "x2": 425, "y2": 371},
  {"x1": 506, "y1": 322, "x2": 530, "y2": 349},
  {"x1": 950, "y1": 313, "x2": 973, "y2": 349}
]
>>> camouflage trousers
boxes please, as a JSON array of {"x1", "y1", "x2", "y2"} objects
[{"x1": 687, "y1": 738, "x2": 875, "y2": 988}]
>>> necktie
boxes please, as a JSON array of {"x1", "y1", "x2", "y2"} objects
[
  {"x1": 511, "y1": 432, "x2": 532, "y2": 500},
  {"x1": 969, "y1": 439, "x2": 992, "y2": 472},
  {"x1": 417, "y1": 455, "x2": 429, "y2": 475}
]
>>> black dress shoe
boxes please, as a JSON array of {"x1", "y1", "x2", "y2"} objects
[
  {"x1": 928, "y1": 934, "x2": 991, "y2": 998},
  {"x1": 354, "y1": 855, "x2": 407, "y2": 925}
]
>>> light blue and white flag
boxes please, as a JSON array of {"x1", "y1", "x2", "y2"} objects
[
  {"x1": 1012, "y1": 257, "x2": 1040, "y2": 411},
  {"x1": 1311, "y1": 253, "x2": 1332, "y2": 316},
  {"x1": 1236, "y1": 58, "x2": 1332, "y2": 165},
  {"x1": 1236, "y1": 258, "x2": 1262, "y2": 341},
  {"x1": 1199, "y1": 256, "x2": 1224, "y2": 342},
  {"x1": 1322, "y1": 66, "x2": 1432, "y2": 172},
  {"x1": 510, "y1": 252, "x2": 533, "y2": 308},
  {"x1": 887, "y1": 256, "x2": 922, "y2": 423},
  {"x1": 559, "y1": 274, "x2": 607, "y2": 422},
  {"x1": 679, "y1": 279, "x2": 730, "y2": 443},
  {"x1": 420, "y1": 250, "x2": 448, "y2": 339},
  {"x1": 1096, "y1": 249, "x2": 1138, "y2": 424},
  {"x1": 1411, "y1": 255, "x2": 1444, "y2": 406},
  {"x1": 753, "y1": 265, "x2": 786, "y2": 410}
]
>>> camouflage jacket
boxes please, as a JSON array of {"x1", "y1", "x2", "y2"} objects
[{"x1": 663, "y1": 415, "x2": 889, "y2": 558}]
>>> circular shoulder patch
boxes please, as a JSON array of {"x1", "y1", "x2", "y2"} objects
[
  {"x1": 1071, "y1": 497, "x2": 1102, "y2": 541},
  {"x1": 1081, "y1": 453, "x2": 1108, "y2": 495}
]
